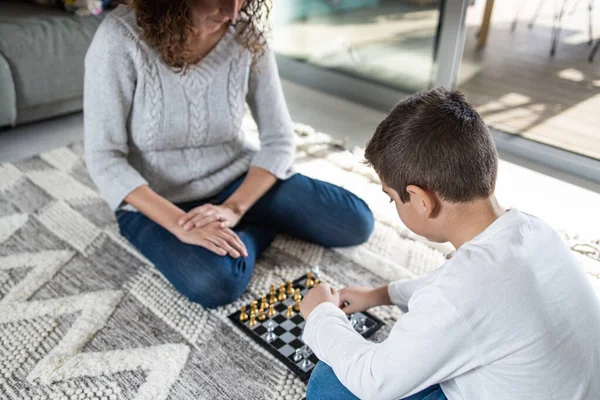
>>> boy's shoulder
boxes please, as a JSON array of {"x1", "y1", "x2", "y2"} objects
[{"x1": 419, "y1": 210, "x2": 569, "y2": 303}]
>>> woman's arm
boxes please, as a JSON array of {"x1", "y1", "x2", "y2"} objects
[
  {"x1": 84, "y1": 17, "x2": 148, "y2": 212},
  {"x1": 222, "y1": 166, "x2": 276, "y2": 216},
  {"x1": 246, "y1": 46, "x2": 295, "y2": 180},
  {"x1": 126, "y1": 186, "x2": 247, "y2": 258}
]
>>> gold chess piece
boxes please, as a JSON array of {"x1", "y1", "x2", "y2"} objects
[
  {"x1": 269, "y1": 285, "x2": 277, "y2": 304},
  {"x1": 239, "y1": 305, "x2": 248, "y2": 322},
  {"x1": 286, "y1": 305, "x2": 294, "y2": 318},
  {"x1": 278, "y1": 283, "x2": 287, "y2": 301},
  {"x1": 306, "y1": 272, "x2": 315, "y2": 288},
  {"x1": 257, "y1": 307, "x2": 266, "y2": 321},
  {"x1": 249, "y1": 313, "x2": 257, "y2": 327},
  {"x1": 286, "y1": 280, "x2": 294, "y2": 296},
  {"x1": 261, "y1": 294, "x2": 267, "y2": 307},
  {"x1": 267, "y1": 304, "x2": 276, "y2": 317},
  {"x1": 294, "y1": 298, "x2": 301, "y2": 312},
  {"x1": 294, "y1": 288, "x2": 301, "y2": 301},
  {"x1": 314, "y1": 279, "x2": 320, "y2": 286},
  {"x1": 250, "y1": 301, "x2": 258, "y2": 317}
]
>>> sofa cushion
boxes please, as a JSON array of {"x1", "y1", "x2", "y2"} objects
[
  {"x1": 0, "y1": 52, "x2": 17, "y2": 127},
  {"x1": 0, "y1": 2, "x2": 104, "y2": 121}
]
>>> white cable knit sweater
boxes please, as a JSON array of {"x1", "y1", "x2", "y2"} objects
[{"x1": 84, "y1": 5, "x2": 295, "y2": 211}]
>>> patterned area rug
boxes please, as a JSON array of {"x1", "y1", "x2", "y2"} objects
[{"x1": 1, "y1": 118, "x2": 598, "y2": 400}]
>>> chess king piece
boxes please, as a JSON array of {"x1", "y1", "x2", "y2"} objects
[
  {"x1": 267, "y1": 304, "x2": 276, "y2": 317},
  {"x1": 306, "y1": 272, "x2": 314, "y2": 288},
  {"x1": 239, "y1": 305, "x2": 248, "y2": 322},
  {"x1": 265, "y1": 320, "x2": 277, "y2": 343},
  {"x1": 278, "y1": 283, "x2": 287, "y2": 301},
  {"x1": 300, "y1": 345, "x2": 312, "y2": 369},
  {"x1": 286, "y1": 280, "x2": 294, "y2": 296},
  {"x1": 249, "y1": 313, "x2": 257, "y2": 327},
  {"x1": 294, "y1": 298, "x2": 301, "y2": 312},
  {"x1": 257, "y1": 307, "x2": 266, "y2": 321},
  {"x1": 286, "y1": 305, "x2": 294, "y2": 318}
]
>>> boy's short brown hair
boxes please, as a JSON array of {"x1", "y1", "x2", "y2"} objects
[{"x1": 365, "y1": 87, "x2": 498, "y2": 203}]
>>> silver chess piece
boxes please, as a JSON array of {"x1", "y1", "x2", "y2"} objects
[
  {"x1": 300, "y1": 345, "x2": 312, "y2": 369},
  {"x1": 265, "y1": 320, "x2": 277, "y2": 343},
  {"x1": 311, "y1": 265, "x2": 321, "y2": 280},
  {"x1": 293, "y1": 348, "x2": 303, "y2": 362}
]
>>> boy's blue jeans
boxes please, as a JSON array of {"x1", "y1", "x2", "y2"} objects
[
  {"x1": 307, "y1": 362, "x2": 447, "y2": 400},
  {"x1": 116, "y1": 173, "x2": 374, "y2": 308}
]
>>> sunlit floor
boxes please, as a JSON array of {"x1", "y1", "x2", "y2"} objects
[
  {"x1": 460, "y1": 0, "x2": 600, "y2": 160},
  {"x1": 271, "y1": 0, "x2": 600, "y2": 160}
]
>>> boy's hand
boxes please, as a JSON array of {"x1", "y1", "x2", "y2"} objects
[
  {"x1": 339, "y1": 285, "x2": 391, "y2": 314},
  {"x1": 300, "y1": 282, "x2": 340, "y2": 320}
]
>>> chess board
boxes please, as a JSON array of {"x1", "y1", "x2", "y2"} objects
[{"x1": 228, "y1": 272, "x2": 384, "y2": 381}]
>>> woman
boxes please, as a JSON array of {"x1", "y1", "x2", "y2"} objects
[{"x1": 84, "y1": 0, "x2": 374, "y2": 308}]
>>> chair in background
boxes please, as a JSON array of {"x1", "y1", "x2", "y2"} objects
[{"x1": 511, "y1": 0, "x2": 597, "y2": 60}]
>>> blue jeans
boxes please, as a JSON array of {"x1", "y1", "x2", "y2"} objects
[
  {"x1": 307, "y1": 362, "x2": 447, "y2": 400},
  {"x1": 116, "y1": 173, "x2": 374, "y2": 308}
]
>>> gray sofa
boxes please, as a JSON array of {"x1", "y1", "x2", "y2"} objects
[{"x1": 0, "y1": 2, "x2": 105, "y2": 128}]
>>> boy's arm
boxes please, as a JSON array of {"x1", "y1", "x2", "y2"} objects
[
  {"x1": 302, "y1": 286, "x2": 480, "y2": 400},
  {"x1": 387, "y1": 275, "x2": 431, "y2": 312}
]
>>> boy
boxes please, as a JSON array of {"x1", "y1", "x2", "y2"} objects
[{"x1": 300, "y1": 88, "x2": 600, "y2": 400}]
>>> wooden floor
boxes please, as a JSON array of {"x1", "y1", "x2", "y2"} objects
[{"x1": 459, "y1": 1, "x2": 600, "y2": 160}]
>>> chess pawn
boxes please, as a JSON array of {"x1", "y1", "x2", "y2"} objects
[
  {"x1": 294, "y1": 298, "x2": 301, "y2": 312},
  {"x1": 269, "y1": 284, "x2": 276, "y2": 295},
  {"x1": 249, "y1": 313, "x2": 257, "y2": 327},
  {"x1": 293, "y1": 348, "x2": 303, "y2": 362},
  {"x1": 278, "y1": 284, "x2": 287, "y2": 301},
  {"x1": 269, "y1": 293, "x2": 277, "y2": 305},
  {"x1": 260, "y1": 294, "x2": 268, "y2": 310},
  {"x1": 239, "y1": 306, "x2": 248, "y2": 322},
  {"x1": 286, "y1": 280, "x2": 294, "y2": 296},
  {"x1": 250, "y1": 301, "x2": 258, "y2": 317},
  {"x1": 294, "y1": 288, "x2": 301, "y2": 301},
  {"x1": 286, "y1": 305, "x2": 294, "y2": 318},
  {"x1": 306, "y1": 272, "x2": 314, "y2": 288},
  {"x1": 267, "y1": 304, "x2": 276, "y2": 317},
  {"x1": 257, "y1": 307, "x2": 266, "y2": 321},
  {"x1": 265, "y1": 320, "x2": 276, "y2": 343},
  {"x1": 314, "y1": 279, "x2": 320, "y2": 286}
]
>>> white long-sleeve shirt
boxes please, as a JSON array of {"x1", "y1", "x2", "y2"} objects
[{"x1": 303, "y1": 209, "x2": 600, "y2": 400}]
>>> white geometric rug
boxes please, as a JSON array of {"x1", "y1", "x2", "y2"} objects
[{"x1": 0, "y1": 118, "x2": 597, "y2": 400}]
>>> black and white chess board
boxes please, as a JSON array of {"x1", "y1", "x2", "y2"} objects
[{"x1": 228, "y1": 271, "x2": 383, "y2": 381}]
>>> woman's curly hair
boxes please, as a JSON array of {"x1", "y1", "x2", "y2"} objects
[{"x1": 131, "y1": 0, "x2": 270, "y2": 72}]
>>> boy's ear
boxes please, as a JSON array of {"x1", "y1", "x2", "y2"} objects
[{"x1": 406, "y1": 185, "x2": 436, "y2": 219}]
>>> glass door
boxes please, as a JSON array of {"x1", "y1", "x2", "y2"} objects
[{"x1": 271, "y1": 0, "x2": 444, "y2": 93}]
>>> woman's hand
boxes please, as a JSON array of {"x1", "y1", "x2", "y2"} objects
[
  {"x1": 178, "y1": 203, "x2": 243, "y2": 231},
  {"x1": 174, "y1": 221, "x2": 248, "y2": 258},
  {"x1": 338, "y1": 285, "x2": 390, "y2": 314}
]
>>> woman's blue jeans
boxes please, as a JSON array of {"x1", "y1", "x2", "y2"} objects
[
  {"x1": 307, "y1": 362, "x2": 447, "y2": 400},
  {"x1": 116, "y1": 173, "x2": 374, "y2": 308}
]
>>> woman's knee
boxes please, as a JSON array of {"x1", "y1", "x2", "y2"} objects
[
  {"x1": 177, "y1": 257, "x2": 252, "y2": 308},
  {"x1": 347, "y1": 199, "x2": 375, "y2": 245}
]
